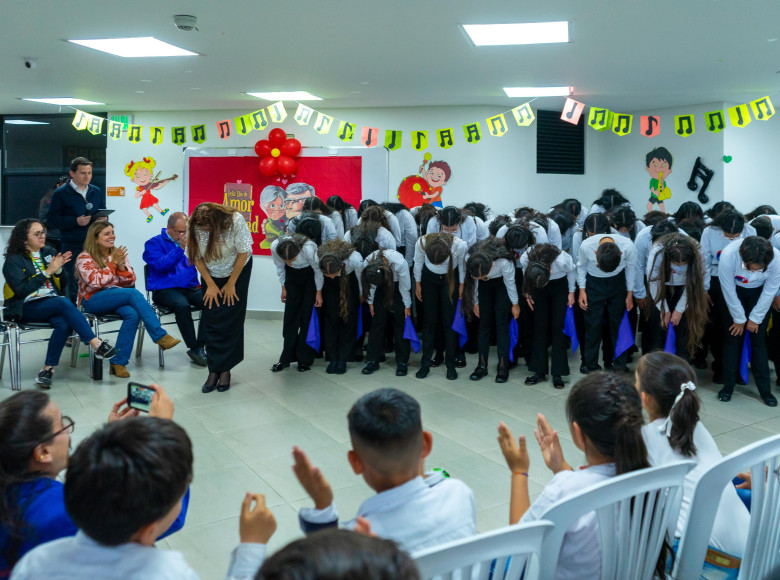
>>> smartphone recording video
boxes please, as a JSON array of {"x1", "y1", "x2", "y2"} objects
[{"x1": 127, "y1": 382, "x2": 155, "y2": 413}]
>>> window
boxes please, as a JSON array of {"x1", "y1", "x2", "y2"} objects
[{"x1": 536, "y1": 109, "x2": 584, "y2": 175}]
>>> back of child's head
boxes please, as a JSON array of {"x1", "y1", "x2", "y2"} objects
[
  {"x1": 557, "y1": 198, "x2": 582, "y2": 218},
  {"x1": 595, "y1": 241, "x2": 621, "y2": 272},
  {"x1": 636, "y1": 353, "x2": 700, "y2": 457},
  {"x1": 276, "y1": 234, "x2": 308, "y2": 261},
  {"x1": 415, "y1": 204, "x2": 438, "y2": 234},
  {"x1": 462, "y1": 202, "x2": 489, "y2": 221},
  {"x1": 674, "y1": 201, "x2": 704, "y2": 224},
  {"x1": 488, "y1": 214, "x2": 512, "y2": 237},
  {"x1": 711, "y1": 209, "x2": 745, "y2": 236},
  {"x1": 358, "y1": 199, "x2": 378, "y2": 218},
  {"x1": 642, "y1": 210, "x2": 669, "y2": 229},
  {"x1": 583, "y1": 213, "x2": 610, "y2": 237},
  {"x1": 522, "y1": 243, "x2": 561, "y2": 294},
  {"x1": 549, "y1": 208, "x2": 575, "y2": 235},
  {"x1": 422, "y1": 233, "x2": 452, "y2": 265},
  {"x1": 256, "y1": 529, "x2": 420, "y2": 580},
  {"x1": 465, "y1": 251, "x2": 492, "y2": 279},
  {"x1": 650, "y1": 219, "x2": 678, "y2": 243},
  {"x1": 302, "y1": 196, "x2": 332, "y2": 215},
  {"x1": 594, "y1": 189, "x2": 628, "y2": 211},
  {"x1": 706, "y1": 201, "x2": 735, "y2": 222},
  {"x1": 610, "y1": 206, "x2": 638, "y2": 237},
  {"x1": 64, "y1": 418, "x2": 193, "y2": 546},
  {"x1": 745, "y1": 204, "x2": 777, "y2": 221},
  {"x1": 750, "y1": 216, "x2": 774, "y2": 240},
  {"x1": 566, "y1": 372, "x2": 648, "y2": 475},
  {"x1": 438, "y1": 206, "x2": 463, "y2": 227},
  {"x1": 296, "y1": 212, "x2": 323, "y2": 245},
  {"x1": 676, "y1": 218, "x2": 703, "y2": 242},
  {"x1": 347, "y1": 389, "x2": 423, "y2": 475},
  {"x1": 739, "y1": 235, "x2": 774, "y2": 271},
  {"x1": 504, "y1": 223, "x2": 534, "y2": 249}
]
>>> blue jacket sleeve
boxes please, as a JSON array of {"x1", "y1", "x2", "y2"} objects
[
  {"x1": 143, "y1": 236, "x2": 184, "y2": 273},
  {"x1": 157, "y1": 486, "x2": 190, "y2": 540}
]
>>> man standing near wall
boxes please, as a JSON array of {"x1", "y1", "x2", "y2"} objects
[{"x1": 46, "y1": 157, "x2": 107, "y2": 302}]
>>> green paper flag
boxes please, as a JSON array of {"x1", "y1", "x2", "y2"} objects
[
  {"x1": 107, "y1": 120, "x2": 123, "y2": 141},
  {"x1": 72, "y1": 110, "x2": 89, "y2": 130},
  {"x1": 150, "y1": 126, "x2": 164, "y2": 145},
  {"x1": 588, "y1": 108, "x2": 612, "y2": 131},
  {"x1": 268, "y1": 101, "x2": 287, "y2": 123},
  {"x1": 384, "y1": 130, "x2": 402, "y2": 150},
  {"x1": 127, "y1": 125, "x2": 142, "y2": 143},
  {"x1": 191, "y1": 124, "x2": 207, "y2": 144},
  {"x1": 411, "y1": 131, "x2": 428, "y2": 151},
  {"x1": 171, "y1": 126, "x2": 187, "y2": 145},
  {"x1": 436, "y1": 128, "x2": 454, "y2": 149},
  {"x1": 463, "y1": 122, "x2": 482, "y2": 144},
  {"x1": 235, "y1": 115, "x2": 253, "y2": 135},
  {"x1": 727, "y1": 104, "x2": 751, "y2": 128},
  {"x1": 314, "y1": 113, "x2": 334, "y2": 135},
  {"x1": 511, "y1": 103, "x2": 535, "y2": 126},
  {"x1": 87, "y1": 115, "x2": 104, "y2": 135},
  {"x1": 611, "y1": 114, "x2": 632, "y2": 136},
  {"x1": 487, "y1": 114, "x2": 508, "y2": 137},
  {"x1": 675, "y1": 115, "x2": 695, "y2": 137},
  {"x1": 705, "y1": 111, "x2": 725, "y2": 133},
  {"x1": 250, "y1": 109, "x2": 269, "y2": 132},
  {"x1": 294, "y1": 104, "x2": 314, "y2": 125},
  {"x1": 337, "y1": 121, "x2": 355, "y2": 142},
  {"x1": 750, "y1": 96, "x2": 774, "y2": 121}
]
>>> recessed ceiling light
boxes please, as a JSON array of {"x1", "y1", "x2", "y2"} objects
[
  {"x1": 67, "y1": 37, "x2": 197, "y2": 58},
  {"x1": 503, "y1": 86, "x2": 572, "y2": 97},
  {"x1": 462, "y1": 22, "x2": 569, "y2": 46},
  {"x1": 22, "y1": 97, "x2": 105, "y2": 106},
  {"x1": 5, "y1": 120, "x2": 50, "y2": 125},
  {"x1": 246, "y1": 91, "x2": 322, "y2": 101}
]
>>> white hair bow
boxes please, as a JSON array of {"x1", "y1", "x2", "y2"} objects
[{"x1": 659, "y1": 381, "x2": 696, "y2": 435}]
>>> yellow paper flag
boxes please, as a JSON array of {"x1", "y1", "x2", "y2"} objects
[
  {"x1": 171, "y1": 127, "x2": 187, "y2": 145},
  {"x1": 511, "y1": 103, "x2": 535, "y2": 127},
  {"x1": 611, "y1": 114, "x2": 633, "y2": 136},
  {"x1": 72, "y1": 110, "x2": 89, "y2": 130},
  {"x1": 294, "y1": 104, "x2": 314, "y2": 125},
  {"x1": 150, "y1": 126, "x2": 164, "y2": 145},
  {"x1": 411, "y1": 131, "x2": 428, "y2": 151},
  {"x1": 267, "y1": 101, "x2": 287, "y2": 123},
  {"x1": 250, "y1": 110, "x2": 269, "y2": 132},
  {"x1": 487, "y1": 114, "x2": 508, "y2": 137},
  {"x1": 728, "y1": 104, "x2": 751, "y2": 128},
  {"x1": 314, "y1": 113, "x2": 334, "y2": 135},
  {"x1": 588, "y1": 108, "x2": 612, "y2": 131},
  {"x1": 234, "y1": 115, "x2": 253, "y2": 135},
  {"x1": 191, "y1": 124, "x2": 207, "y2": 144},
  {"x1": 107, "y1": 120, "x2": 123, "y2": 141},
  {"x1": 705, "y1": 111, "x2": 725, "y2": 133},
  {"x1": 384, "y1": 130, "x2": 402, "y2": 150},
  {"x1": 337, "y1": 121, "x2": 355, "y2": 142},
  {"x1": 674, "y1": 115, "x2": 695, "y2": 137},
  {"x1": 87, "y1": 115, "x2": 104, "y2": 135},
  {"x1": 436, "y1": 128, "x2": 454, "y2": 149},
  {"x1": 127, "y1": 125, "x2": 142, "y2": 143},
  {"x1": 750, "y1": 96, "x2": 775, "y2": 121},
  {"x1": 463, "y1": 122, "x2": 482, "y2": 144}
]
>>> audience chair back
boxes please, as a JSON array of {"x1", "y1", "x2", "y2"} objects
[
  {"x1": 537, "y1": 461, "x2": 694, "y2": 580},
  {"x1": 413, "y1": 520, "x2": 553, "y2": 580},
  {"x1": 673, "y1": 434, "x2": 780, "y2": 580},
  {"x1": 0, "y1": 321, "x2": 79, "y2": 390}
]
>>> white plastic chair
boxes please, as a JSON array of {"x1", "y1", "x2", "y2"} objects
[
  {"x1": 537, "y1": 461, "x2": 695, "y2": 580},
  {"x1": 673, "y1": 433, "x2": 780, "y2": 580},
  {"x1": 413, "y1": 520, "x2": 554, "y2": 580}
]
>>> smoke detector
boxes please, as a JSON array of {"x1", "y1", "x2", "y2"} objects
[{"x1": 173, "y1": 15, "x2": 198, "y2": 32}]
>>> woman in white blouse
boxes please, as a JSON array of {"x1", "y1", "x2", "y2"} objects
[{"x1": 187, "y1": 203, "x2": 253, "y2": 393}]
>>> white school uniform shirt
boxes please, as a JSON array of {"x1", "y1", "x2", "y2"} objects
[
  {"x1": 473, "y1": 258, "x2": 518, "y2": 305},
  {"x1": 717, "y1": 238, "x2": 780, "y2": 324},
  {"x1": 700, "y1": 224, "x2": 757, "y2": 280},
  {"x1": 328, "y1": 212, "x2": 345, "y2": 239},
  {"x1": 576, "y1": 233, "x2": 637, "y2": 290},
  {"x1": 300, "y1": 472, "x2": 476, "y2": 555},
  {"x1": 359, "y1": 211, "x2": 403, "y2": 247},
  {"x1": 343, "y1": 226, "x2": 397, "y2": 251},
  {"x1": 394, "y1": 208, "x2": 419, "y2": 266},
  {"x1": 270, "y1": 238, "x2": 324, "y2": 290},
  {"x1": 413, "y1": 236, "x2": 468, "y2": 284},
  {"x1": 519, "y1": 250, "x2": 577, "y2": 292},
  {"x1": 614, "y1": 220, "x2": 646, "y2": 241},
  {"x1": 642, "y1": 419, "x2": 749, "y2": 557},
  {"x1": 285, "y1": 214, "x2": 338, "y2": 243},
  {"x1": 426, "y1": 216, "x2": 478, "y2": 248},
  {"x1": 473, "y1": 216, "x2": 490, "y2": 241},
  {"x1": 546, "y1": 218, "x2": 563, "y2": 250},
  {"x1": 364, "y1": 249, "x2": 412, "y2": 308},
  {"x1": 521, "y1": 463, "x2": 616, "y2": 580},
  {"x1": 343, "y1": 250, "x2": 367, "y2": 295},
  {"x1": 344, "y1": 206, "x2": 358, "y2": 229},
  {"x1": 646, "y1": 241, "x2": 709, "y2": 314},
  {"x1": 10, "y1": 531, "x2": 264, "y2": 580},
  {"x1": 773, "y1": 232, "x2": 780, "y2": 253},
  {"x1": 570, "y1": 227, "x2": 621, "y2": 266}
]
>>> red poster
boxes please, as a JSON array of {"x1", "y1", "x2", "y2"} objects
[{"x1": 188, "y1": 156, "x2": 362, "y2": 254}]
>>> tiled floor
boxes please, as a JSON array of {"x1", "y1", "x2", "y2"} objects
[{"x1": 2, "y1": 319, "x2": 778, "y2": 579}]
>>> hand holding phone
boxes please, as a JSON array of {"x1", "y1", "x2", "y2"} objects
[{"x1": 127, "y1": 383, "x2": 175, "y2": 419}]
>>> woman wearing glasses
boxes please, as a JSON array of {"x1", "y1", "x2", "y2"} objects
[
  {"x1": 0, "y1": 387, "x2": 184, "y2": 576},
  {"x1": 2, "y1": 219, "x2": 118, "y2": 388}
]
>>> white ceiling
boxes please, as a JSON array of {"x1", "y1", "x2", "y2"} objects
[{"x1": 2, "y1": 0, "x2": 780, "y2": 116}]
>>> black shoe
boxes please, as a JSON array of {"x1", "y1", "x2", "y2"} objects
[
  {"x1": 580, "y1": 364, "x2": 602, "y2": 374},
  {"x1": 718, "y1": 390, "x2": 732, "y2": 402},
  {"x1": 271, "y1": 362, "x2": 289, "y2": 372},
  {"x1": 416, "y1": 366, "x2": 430, "y2": 379},
  {"x1": 713, "y1": 372, "x2": 724, "y2": 384},
  {"x1": 35, "y1": 368, "x2": 53, "y2": 389},
  {"x1": 217, "y1": 371, "x2": 231, "y2": 392},
  {"x1": 336, "y1": 361, "x2": 347, "y2": 374},
  {"x1": 455, "y1": 353, "x2": 467, "y2": 368},
  {"x1": 326, "y1": 361, "x2": 338, "y2": 374},
  {"x1": 187, "y1": 347, "x2": 208, "y2": 367},
  {"x1": 202, "y1": 372, "x2": 218, "y2": 393},
  {"x1": 579, "y1": 364, "x2": 588, "y2": 374},
  {"x1": 553, "y1": 376, "x2": 565, "y2": 389},
  {"x1": 362, "y1": 361, "x2": 380, "y2": 375},
  {"x1": 525, "y1": 374, "x2": 544, "y2": 385},
  {"x1": 298, "y1": 363, "x2": 312, "y2": 372},
  {"x1": 763, "y1": 394, "x2": 778, "y2": 407},
  {"x1": 495, "y1": 368, "x2": 509, "y2": 384},
  {"x1": 446, "y1": 367, "x2": 458, "y2": 380},
  {"x1": 431, "y1": 351, "x2": 444, "y2": 367},
  {"x1": 396, "y1": 363, "x2": 408, "y2": 377},
  {"x1": 470, "y1": 366, "x2": 488, "y2": 381},
  {"x1": 94, "y1": 340, "x2": 119, "y2": 360}
]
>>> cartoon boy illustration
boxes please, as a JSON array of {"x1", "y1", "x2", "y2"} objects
[
  {"x1": 645, "y1": 147, "x2": 673, "y2": 213},
  {"x1": 284, "y1": 183, "x2": 314, "y2": 220},
  {"x1": 418, "y1": 154, "x2": 451, "y2": 208},
  {"x1": 124, "y1": 157, "x2": 177, "y2": 223},
  {"x1": 259, "y1": 185, "x2": 287, "y2": 249}
]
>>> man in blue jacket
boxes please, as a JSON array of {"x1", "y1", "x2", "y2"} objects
[
  {"x1": 46, "y1": 157, "x2": 107, "y2": 302},
  {"x1": 143, "y1": 212, "x2": 206, "y2": 366}
]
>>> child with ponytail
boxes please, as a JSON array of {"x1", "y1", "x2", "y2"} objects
[
  {"x1": 520, "y1": 243, "x2": 576, "y2": 388},
  {"x1": 462, "y1": 238, "x2": 520, "y2": 384},
  {"x1": 498, "y1": 371, "x2": 665, "y2": 580},
  {"x1": 636, "y1": 352, "x2": 749, "y2": 563},
  {"x1": 270, "y1": 234, "x2": 323, "y2": 373},
  {"x1": 317, "y1": 240, "x2": 365, "y2": 375}
]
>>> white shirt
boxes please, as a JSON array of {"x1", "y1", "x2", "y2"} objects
[
  {"x1": 413, "y1": 236, "x2": 468, "y2": 284},
  {"x1": 522, "y1": 463, "x2": 616, "y2": 580},
  {"x1": 10, "y1": 531, "x2": 265, "y2": 580},
  {"x1": 718, "y1": 238, "x2": 780, "y2": 324},
  {"x1": 520, "y1": 250, "x2": 576, "y2": 292},
  {"x1": 546, "y1": 218, "x2": 563, "y2": 250},
  {"x1": 270, "y1": 238, "x2": 324, "y2": 290},
  {"x1": 473, "y1": 216, "x2": 490, "y2": 242},
  {"x1": 344, "y1": 207, "x2": 358, "y2": 230},
  {"x1": 646, "y1": 242, "x2": 709, "y2": 314},
  {"x1": 285, "y1": 214, "x2": 338, "y2": 243},
  {"x1": 364, "y1": 249, "x2": 412, "y2": 308},
  {"x1": 643, "y1": 419, "x2": 749, "y2": 557},
  {"x1": 359, "y1": 211, "x2": 403, "y2": 247},
  {"x1": 300, "y1": 472, "x2": 476, "y2": 555},
  {"x1": 395, "y1": 209, "x2": 419, "y2": 266},
  {"x1": 700, "y1": 224, "x2": 757, "y2": 279},
  {"x1": 328, "y1": 212, "x2": 345, "y2": 240},
  {"x1": 344, "y1": 226, "x2": 397, "y2": 251},
  {"x1": 576, "y1": 234, "x2": 637, "y2": 290},
  {"x1": 69, "y1": 179, "x2": 88, "y2": 199},
  {"x1": 193, "y1": 212, "x2": 253, "y2": 278},
  {"x1": 426, "y1": 216, "x2": 477, "y2": 248},
  {"x1": 473, "y1": 258, "x2": 518, "y2": 305}
]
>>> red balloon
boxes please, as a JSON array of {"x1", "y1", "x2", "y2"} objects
[
  {"x1": 258, "y1": 156, "x2": 277, "y2": 176},
  {"x1": 277, "y1": 155, "x2": 296, "y2": 176},
  {"x1": 268, "y1": 128, "x2": 286, "y2": 147},
  {"x1": 254, "y1": 139, "x2": 272, "y2": 158},
  {"x1": 280, "y1": 138, "x2": 301, "y2": 158}
]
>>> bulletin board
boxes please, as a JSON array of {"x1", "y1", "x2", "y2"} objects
[{"x1": 183, "y1": 146, "x2": 389, "y2": 255}]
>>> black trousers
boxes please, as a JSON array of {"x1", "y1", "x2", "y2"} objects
[
  {"x1": 321, "y1": 273, "x2": 359, "y2": 363},
  {"x1": 702, "y1": 277, "x2": 725, "y2": 373},
  {"x1": 279, "y1": 265, "x2": 317, "y2": 366},
  {"x1": 152, "y1": 287, "x2": 204, "y2": 349},
  {"x1": 515, "y1": 268, "x2": 534, "y2": 359},
  {"x1": 530, "y1": 277, "x2": 570, "y2": 376},
  {"x1": 583, "y1": 271, "x2": 629, "y2": 369},
  {"x1": 420, "y1": 267, "x2": 458, "y2": 369},
  {"x1": 645, "y1": 286, "x2": 690, "y2": 359},
  {"x1": 367, "y1": 282, "x2": 410, "y2": 364},
  {"x1": 721, "y1": 286, "x2": 772, "y2": 396},
  {"x1": 768, "y1": 310, "x2": 780, "y2": 374},
  {"x1": 476, "y1": 276, "x2": 511, "y2": 368},
  {"x1": 201, "y1": 259, "x2": 252, "y2": 373}
]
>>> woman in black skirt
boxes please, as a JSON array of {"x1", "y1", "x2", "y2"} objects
[{"x1": 188, "y1": 203, "x2": 253, "y2": 393}]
